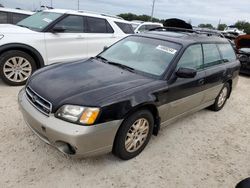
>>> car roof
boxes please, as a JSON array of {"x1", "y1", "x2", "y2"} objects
[
  {"x1": 0, "y1": 7, "x2": 34, "y2": 15},
  {"x1": 139, "y1": 31, "x2": 230, "y2": 46},
  {"x1": 43, "y1": 9, "x2": 131, "y2": 23}
]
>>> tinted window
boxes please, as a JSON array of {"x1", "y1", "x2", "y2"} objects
[
  {"x1": 53, "y1": 15, "x2": 84, "y2": 33},
  {"x1": 217, "y1": 43, "x2": 236, "y2": 62},
  {"x1": 177, "y1": 44, "x2": 203, "y2": 70},
  {"x1": 100, "y1": 36, "x2": 181, "y2": 77},
  {"x1": 145, "y1": 24, "x2": 161, "y2": 30},
  {"x1": 115, "y1": 22, "x2": 134, "y2": 34},
  {"x1": 12, "y1": 13, "x2": 29, "y2": 24},
  {"x1": 0, "y1": 11, "x2": 8, "y2": 23},
  {"x1": 203, "y1": 44, "x2": 222, "y2": 68},
  {"x1": 86, "y1": 17, "x2": 113, "y2": 33}
]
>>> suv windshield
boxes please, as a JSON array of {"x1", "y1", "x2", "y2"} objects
[
  {"x1": 100, "y1": 36, "x2": 181, "y2": 77},
  {"x1": 17, "y1": 11, "x2": 62, "y2": 31}
]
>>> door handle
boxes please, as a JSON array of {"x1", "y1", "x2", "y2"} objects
[{"x1": 198, "y1": 79, "x2": 205, "y2": 85}]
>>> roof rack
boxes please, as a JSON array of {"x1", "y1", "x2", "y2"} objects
[
  {"x1": 78, "y1": 10, "x2": 123, "y2": 20},
  {"x1": 150, "y1": 27, "x2": 225, "y2": 38},
  {"x1": 194, "y1": 28, "x2": 225, "y2": 38},
  {"x1": 149, "y1": 27, "x2": 198, "y2": 33}
]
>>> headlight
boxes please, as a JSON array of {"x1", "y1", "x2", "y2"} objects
[
  {"x1": 0, "y1": 34, "x2": 4, "y2": 40},
  {"x1": 56, "y1": 105, "x2": 100, "y2": 125}
]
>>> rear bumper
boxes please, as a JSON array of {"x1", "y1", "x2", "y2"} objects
[{"x1": 18, "y1": 88, "x2": 122, "y2": 158}]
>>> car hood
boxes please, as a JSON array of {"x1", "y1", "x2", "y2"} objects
[
  {"x1": 28, "y1": 59, "x2": 154, "y2": 111},
  {"x1": 0, "y1": 24, "x2": 37, "y2": 34}
]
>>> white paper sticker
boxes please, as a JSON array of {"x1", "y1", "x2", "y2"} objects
[
  {"x1": 43, "y1": 18, "x2": 53, "y2": 23},
  {"x1": 156, "y1": 45, "x2": 177, "y2": 55}
]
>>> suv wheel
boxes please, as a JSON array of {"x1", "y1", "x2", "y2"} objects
[
  {"x1": 113, "y1": 110, "x2": 154, "y2": 160},
  {"x1": 0, "y1": 50, "x2": 36, "y2": 86},
  {"x1": 210, "y1": 83, "x2": 230, "y2": 111}
]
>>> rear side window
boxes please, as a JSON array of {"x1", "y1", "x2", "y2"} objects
[
  {"x1": 86, "y1": 17, "x2": 114, "y2": 33},
  {"x1": 145, "y1": 24, "x2": 161, "y2": 30},
  {"x1": 217, "y1": 43, "x2": 236, "y2": 62},
  {"x1": 53, "y1": 15, "x2": 84, "y2": 33},
  {"x1": 12, "y1": 13, "x2": 29, "y2": 24},
  {"x1": 177, "y1": 44, "x2": 203, "y2": 70},
  {"x1": 115, "y1": 22, "x2": 134, "y2": 34},
  {"x1": 0, "y1": 11, "x2": 8, "y2": 23},
  {"x1": 203, "y1": 44, "x2": 222, "y2": 68}
]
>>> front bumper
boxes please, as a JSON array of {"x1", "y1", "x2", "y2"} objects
[{"x1": 18, "y1": 88, "x2": 122, "y2": 157}]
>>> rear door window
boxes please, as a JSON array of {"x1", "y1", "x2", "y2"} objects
[
  {"x1": 53, "y1": 15, "x2": 84, "y2": 33},
  {"x1": 0, "y1": 11, "x2": 8, "y2": 23},
  {"x1": 203, "y1": 44, "x2": 222, "y2": 68},
  {"x1": 115, "y1": 22, "x2": 134, "y2": 34},
  {"x1": 217, "y1": 43, "x2": 236, "y2": 62},
  {"x1": 177, "y1": 44, "x2": 203, "y2": 70},
  {"x1": 86, "y1": 17, "x2": 114, "y2": 33}
]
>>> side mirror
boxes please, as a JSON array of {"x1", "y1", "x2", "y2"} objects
[
  {"x1": 51, "y1": 26, "x2": 65, "y2": 33},
  {"x1": 103, "y1": 46, "x2": 109, "y2": 51},
  {"x1": 176, "y1": 67, "x2": 197, "y2": 78}
]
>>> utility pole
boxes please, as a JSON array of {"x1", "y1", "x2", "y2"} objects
[
  {"x1": 151, "y1": 0, "x2": 156, "y2": 21},
  {"x1": 51, "y1": 0, "x2": 53, "y2": 8},
  {"x1": 77, "y1": 0, "x2": 80, "y2": 10}
]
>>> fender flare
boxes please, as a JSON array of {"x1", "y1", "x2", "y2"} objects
[{"x1": 0, "y1": 43, "x2": 45, "y2": 68}]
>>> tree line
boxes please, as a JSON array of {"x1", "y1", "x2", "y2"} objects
[{"x1": 118, "y1": 13, "x2": 250, "y2": 34}]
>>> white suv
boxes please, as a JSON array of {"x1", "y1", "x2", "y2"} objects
[{"x1": 0, "y1": 9, "x2": 134, "y2": 85}]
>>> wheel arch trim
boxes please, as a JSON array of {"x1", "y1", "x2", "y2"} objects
[{"x1": 0, "y1": 43, "x2": 45, "y2": 68}]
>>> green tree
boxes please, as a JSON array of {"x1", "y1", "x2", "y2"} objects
[
  {"x1": 198, "y1": 23, "x2": 215, "y2": 29},
  {"x1": 217, "y1": 24, "x2": 227, "y2": 31},
  {"x1": 234, "y1": 20, "x2": 250, "y2": 34},
  {"x1": 117, "y1": 13, "x2": 164, "y2": 23}
]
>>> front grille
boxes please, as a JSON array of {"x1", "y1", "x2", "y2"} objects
[{"x1": 26, "y1": 86, "x2": 52, "y2": 116}]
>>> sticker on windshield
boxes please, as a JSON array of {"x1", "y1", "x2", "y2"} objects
[
  {"x1": 43, "y1": 18, "x2": 53, "y2": 23},
  {"x1": 156, "y1": 45, "x2": 177, "y2": 54}
]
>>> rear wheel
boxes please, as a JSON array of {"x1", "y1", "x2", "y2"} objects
[
  {"x1": 0, "y1": 50, "x2": 36, "y2": 86},
  {"x1": 113, "y1": 110, "x2": 154, "y2": 160},
  {"x1": 210, "y1": 83, "x2": 230, "y2": 111}
]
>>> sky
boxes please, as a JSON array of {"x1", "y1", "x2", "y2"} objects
[{"x1": 0, "y1": 0, "x2": 250, "y2": 26}]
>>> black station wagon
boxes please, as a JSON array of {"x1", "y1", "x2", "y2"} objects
[{"x1": 18, "y1": 28, "x2": 240, "y2": 160}]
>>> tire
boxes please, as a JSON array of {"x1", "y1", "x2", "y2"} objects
[
  {"x1": 0, "y1": 50, "x2": 37, "y2": 86},
  {"x1": 209, "y1": 83, "x2": 230, "y2": 111},
  {"x1": 113, "y1": 110, "x2": 154, "y2": 160}
]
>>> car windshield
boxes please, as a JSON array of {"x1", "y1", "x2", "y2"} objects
[
  {"x1": 100, "y1": 36, "x2": 181, "y2": 77},
  {"x1": 17, "y1": 11, "x2": 62, "y2": 31}
]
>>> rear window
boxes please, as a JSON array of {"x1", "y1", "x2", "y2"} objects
[
  {"x1": 217, "y1": 43, "x2": 236, "y2": 62},
  {"x1": 203, "y1": 44, "x2": 222, "y2": 68},
  {"x1": 86, "y1": 17, "x2": 114, "y2": 33},
  {"x1": 115, "y1": 22, "x2": 134, "y2": 34},
  {"x1": 0, "y1": 11, "x2": 8, "y2": 23}
]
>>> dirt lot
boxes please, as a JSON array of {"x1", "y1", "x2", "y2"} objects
[{"x1": 0, "y1": 76, "x2": 250, "y2": 188}]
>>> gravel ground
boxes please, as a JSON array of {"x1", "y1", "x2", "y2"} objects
[{"x1": 0, "y1": 76, "x2": 250, "y2": 188}]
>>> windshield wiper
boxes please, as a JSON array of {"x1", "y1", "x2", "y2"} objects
[
  {"x1": 95, "y1": 55, "x2": 135, "y2": 72},
  {"x1": 106, "y1": 61, "x2": 135, "y2": 72},
  {"x1": 17, "y1": 24, "x2": 30, "y2": 29}
]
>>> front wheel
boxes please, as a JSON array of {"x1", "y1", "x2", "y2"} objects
[
  {"x1": 113, "y1": 110, "x2": 154, "y2": 160},
  {"x1": 210, "y1": 83, "x2": 230, "y2": 111},
  {"x1": 0, "y1": 50, "x2": 36, "y2": 86}
]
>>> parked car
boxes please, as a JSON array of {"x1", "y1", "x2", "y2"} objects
[
  {"x1": 0, "y1": 9, "x2": 134, "y2": 86},
  {"x1": 0, "y1": 7, "x2": 34, "y2": 24},
  {"x1": 133, "y1": 22, "x2": 163, "y2": 33},
  {"x1": 235, "y1": 34, "x2": 250, "y2": 75},
  {"x1": 18, "y1": 28, "x2": 240, "y2": 160},
  {"x1": 224, "y1": 25, "x2": 245, "y2": 36}
]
